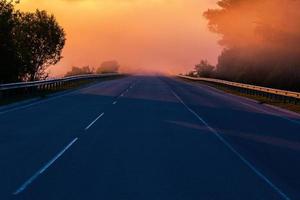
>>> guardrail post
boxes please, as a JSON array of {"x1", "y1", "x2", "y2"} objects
[
  {"x1": 34, "y1": 85, "x2": 39, "y2": 96},
  {"x1": 271, "y1": 94, "x2": 275, "y2": 100},
  {"x1": 40, "y1": 84, "x2": 46, "y2": 97},
  {"x1": 283, "y1": 96, "x2": 287, "y2": 103}
]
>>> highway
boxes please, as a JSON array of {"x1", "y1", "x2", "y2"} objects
[{"x1": 1, "y1": 75, "x2": 300, "y2": 200}]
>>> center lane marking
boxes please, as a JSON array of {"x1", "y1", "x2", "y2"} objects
[
  {"x1": 12, "y1": 80, "x2": 137, "y2": 196},
  {"x1": 118, "y1": 82, "x2": 136, "y2": 98},
  {"x1": 13, "y1": 80, "x2": 136, "y2": 196},
  {"x1": 85, "y1": 112, "x2": 105, "y2": 131},
  {"x1": 13, "y1": 137, "x2": 79, "y2": 195}
]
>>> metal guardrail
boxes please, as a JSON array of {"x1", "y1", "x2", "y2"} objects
[
  {"x1": 0, "y1": 73, "x2": 120, "y2": 91},
  {"x1": 178, "y1": 75, "x2": 300, "y2": 103},
  {"x1": 0, "y1": 73, "x2": 121, "y2": 99}
]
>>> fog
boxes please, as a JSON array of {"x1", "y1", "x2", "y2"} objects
[
  {"x1": 203, "y1": 0, "x2": 300, "y2": 90},
  {"x1": 18, "y1": 0, "x2": 221, "y2": 76},
  {"x1": 205, "y1": 0, "x2": 300, "y2": 54}
]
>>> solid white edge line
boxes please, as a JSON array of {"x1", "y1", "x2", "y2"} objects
[
  {"x1": 182, "y1": 80, "x2": 300, "y2": 126},
  {"x1": 171, "y1": 90, "x2": 291, "y2": 200},
  {"x1": 13, "y1": 137, "x2": 78, "y2": 195},
  {"x1": 85, "y1": 112, "x2": 105, "y2": 130}
]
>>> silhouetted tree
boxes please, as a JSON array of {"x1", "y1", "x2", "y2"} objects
[
  {"x1": 96, "y1": 60, "x2": 120, "y2": 74},
  {"x1": 65, "y1": 66, "x2": 94, "y2": 77},
  {"x1": 15, "y1": 10, "x2": 65, "y2": 81},
  {"x1": 195, "y1": 60, "x2": 214, "y2": 78},
  {"x1": 204, "y1": 0, "x2": 300, "y2": 91},
  {"x1": 0, "y1": 1, "x2": 65, "y2": 83},
  {"x1": 0, "y1": 0, "x2": 22, "y2": 83}
]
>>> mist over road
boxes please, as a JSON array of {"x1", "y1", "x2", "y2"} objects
[{"x1": 1, "y1": 76, "x2": 300, "y2": 200}]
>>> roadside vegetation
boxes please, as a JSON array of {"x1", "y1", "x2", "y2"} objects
[
  {"x1": 188, "y1": 0, "x2": 300, "y2": 92},
  {"x1": 183, "y1": 0, "x2": 300, "y2": 113},
  {"x1": 0, "y1": 0, "x2": 121, "y2": 106},
  {"x1": 96, "y1": 60, "x2": 120, "y2": 74},
  {"x1": 65, "y1": 66, "x2": 94, "y2": 77},
  {"x1": 0, "y1": 0, "x2": 65, "y2": 83},
  {"x1": 65, "y1": 60, "x2": 120, "y2": 77}
]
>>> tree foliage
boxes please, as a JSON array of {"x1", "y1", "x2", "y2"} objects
[
  {"x1": 96, "y1": 60, "x2": 120, "y2": 74},
  {"x1": 0, "y1": 0, "x2": 65, "y2": 83},
  {"x1": 204, "y1": 0, "x2": 300, "y2": 91},
  {"x1": 0, "y1": 0, "x2": 21, "y2": 83},
  {"x1": 65, "y1": 60, "x2": 120, "y2": 77},
  {"x1": 15, "y1": 10, "x2": 65, "y2": 81},
  {"x1": 194, "y1": 60, "x2": 214, "y2": 78},
  {"x1": 65, "y1": 66, "x2": 94, "y2": 77}
]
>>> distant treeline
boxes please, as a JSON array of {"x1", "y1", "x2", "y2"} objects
[
  {"x1": 192, "y1": 0, "x2": 300, "y2": 91},
  {"x1": 0, "y1": 0, "x2": 65, "y2": 83},
  {"x1": 65, "y1": 60, "x2": 120, "y2": 77}
]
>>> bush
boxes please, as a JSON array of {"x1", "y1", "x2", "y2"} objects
[
  {"x1": 65, "y1": 66, "x2": 94, "y2": 77},
  {"x1": 96, "y1": 60, "x2": 119, "y2": 74},
  {"x1": 195, "y1": 60, "x2": 215, "y2": 78}
]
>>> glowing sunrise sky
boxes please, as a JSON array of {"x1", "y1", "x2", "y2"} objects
[{"x1": 18, "y1": 0, "x2": 221, "y2": 76}]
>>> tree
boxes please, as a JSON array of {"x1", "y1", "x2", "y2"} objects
[
  {"x1": 65, "y1": 66, "x2": 94, "y2": 77},
  {"x1": 203, "y1": 0, "x2": 300, "y2": 91},
  {"x1": 0, "y1": 0, "x2": 21, "y2": 83},
  {"x1": 195, "y1": 60, "x2": 214, "y2": 78},
  {"x1": 0, "y1": 1, "x2": 65, "y2": 83},
  {"x1": 14, "y1": 10, "x2": 65, "y2": 81},
  {"x1": 96, "y1": 60, "x2": 120, "y2": 74}
]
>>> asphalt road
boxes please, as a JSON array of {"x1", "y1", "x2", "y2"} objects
[{"x1": 1, "y1": 75, "x2": 300, "y2": 200}]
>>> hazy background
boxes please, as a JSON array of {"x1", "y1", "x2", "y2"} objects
[{"x1": 17, "y1": 0, "x2": 221, "y2": 76}]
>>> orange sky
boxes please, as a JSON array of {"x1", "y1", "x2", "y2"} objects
[{"x1": 18, "y1": 0, "x2": 221, "y2": 76}]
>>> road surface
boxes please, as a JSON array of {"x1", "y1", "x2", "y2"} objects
[{"x1": 0, "y1": 75, "x2": 300, "y2": 200}]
